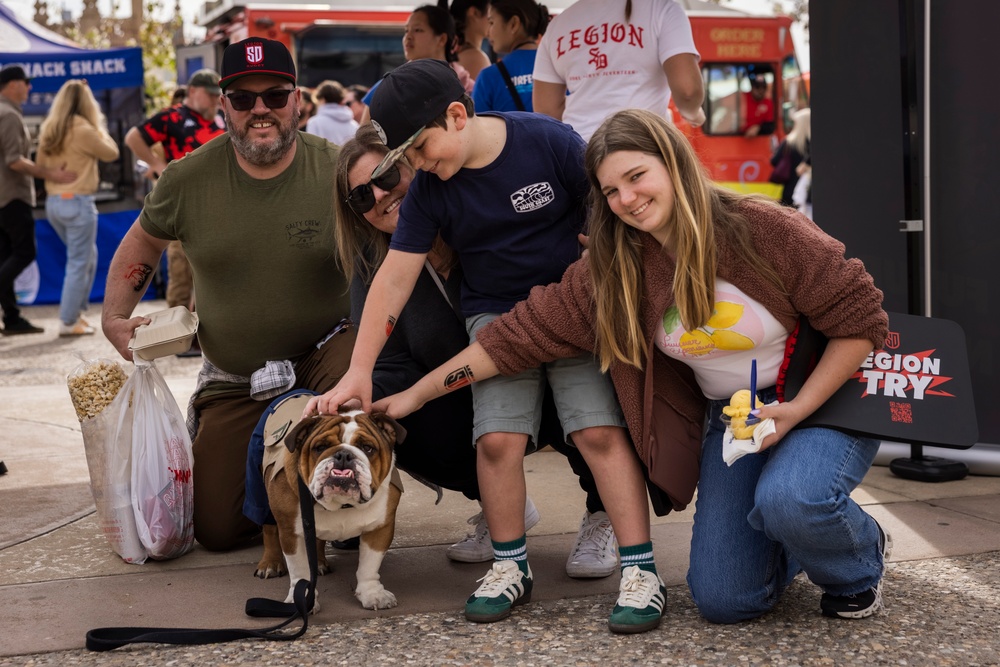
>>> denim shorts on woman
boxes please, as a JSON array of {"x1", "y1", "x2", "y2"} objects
[{"x1": 466, "y1": 312, "x2": 627, "y2": 448}]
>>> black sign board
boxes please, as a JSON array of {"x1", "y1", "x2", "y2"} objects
[{"x1": 784, "y1": 312, "x2": 978, "y2": 448}]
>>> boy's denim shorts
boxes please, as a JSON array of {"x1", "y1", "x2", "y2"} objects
[{"x1": 466, "y1": 312, "x2": 626, "y2": 448}]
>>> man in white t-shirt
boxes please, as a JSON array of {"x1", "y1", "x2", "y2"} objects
[{"x1": 533, "y1": 0, "x2": 705, "y2": 141}]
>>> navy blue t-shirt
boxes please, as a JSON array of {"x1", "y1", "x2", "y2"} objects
[{"x1": 389, "y1": 112, "x2": 588, "y2": 316}]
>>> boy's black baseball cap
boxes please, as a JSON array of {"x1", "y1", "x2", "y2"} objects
[
  {"x1": 220, "y1": 37, "x2": 296, "y2": 90},
  {"x1": 369, "y1": 59, "x2": 465, "y2": 178}
]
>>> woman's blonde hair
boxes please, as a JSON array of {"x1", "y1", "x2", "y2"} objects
[
  {"x1": 786, "y1": 107, "x2": 810, "y2": 157},
  {"x1": 584, "y1": 109, "x2": 785, "y2": 370},
  {"x1": 38, "y1": 79, "x2": 105, "y2": 155}
]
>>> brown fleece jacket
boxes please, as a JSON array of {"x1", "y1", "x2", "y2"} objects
[{"x1": 477, "y1": 199, "x2": 888, "y2": 512}]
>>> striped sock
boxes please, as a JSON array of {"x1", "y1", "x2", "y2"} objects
[
  {"x1": 493, "y1": 535, "x2": 529, "y2": 575},
  {"x1": 619, "y1": 541, "x2": 657, "y2": 575}
]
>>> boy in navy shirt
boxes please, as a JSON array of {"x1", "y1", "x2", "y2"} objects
[{"x1": 307, "y1": 60, "x2": 664, "y2": 634}]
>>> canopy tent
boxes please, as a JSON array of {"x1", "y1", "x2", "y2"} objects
[
  {"x1": 0, "y1": 2, "x2": 143, "y2": 115},
  {"x1": 1, "y1": 3, "x2": 148, "y2": 307}
]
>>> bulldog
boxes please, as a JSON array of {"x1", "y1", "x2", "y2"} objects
[{"x1": 254, "y1": 402, "x2": 404, "y2": 612}]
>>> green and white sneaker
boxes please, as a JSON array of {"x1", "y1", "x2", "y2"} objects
[
  {"x1": 608, "y1": 565, "x2": 666, "y2": 634},
  {"x1": 465, "y1": 560, "x2": 533, "y2": 623}
]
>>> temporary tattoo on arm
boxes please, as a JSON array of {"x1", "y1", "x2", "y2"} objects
[
  {"x1": 123, "y1": 264, "x2": 153, "y2": 292},
  {"x1": 385, "y1": 315, "x2": 397, "y2": 337},
  {"x1": 444, "y1": 365, "x2": 475, "y2": 391}
]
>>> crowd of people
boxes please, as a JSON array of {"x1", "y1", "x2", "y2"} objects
[{"x1": 0, "y1": 0, "x2": 876, "y2": 639}]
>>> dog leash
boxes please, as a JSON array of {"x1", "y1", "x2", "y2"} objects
[{"x1": 85, "y1": 476, "x2": 319, "y2": 651}]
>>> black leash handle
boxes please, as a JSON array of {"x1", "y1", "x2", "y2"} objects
[{"x1": 86, "y1": 477, "x2": 318, "y2": 651}]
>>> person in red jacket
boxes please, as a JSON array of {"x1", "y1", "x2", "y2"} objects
[{"x1": 741, "y1": 76, "x2": 775, "y2": 138}]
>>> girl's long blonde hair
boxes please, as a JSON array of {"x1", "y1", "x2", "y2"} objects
[
  {"x1": 585, "y1": 109, "x2": 785, "y2": 370},
  {"x1": 38, "y1": 79, "x2": 105, "y2": 155}
]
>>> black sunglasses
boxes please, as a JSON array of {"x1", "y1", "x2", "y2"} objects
[
  {"x1": 346, "y1": 164, "x2": 402, "y2": 215},
  {"x1": 224, "y1": 88, "x2": 294, "y2": 111}
]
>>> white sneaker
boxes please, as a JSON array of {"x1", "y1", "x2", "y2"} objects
[
  {"x1": 608, "y1": 565, "x2": 667, "y2": 634},
  {"x1": 58, "y1": 319, "x2": 95, "y2": 336},
  {"x1": 565, "y1": 510, "x2": 618, "y2": 578},
  {"x1": 446, "y1": 497, "x2": 541, "y2": 563}
]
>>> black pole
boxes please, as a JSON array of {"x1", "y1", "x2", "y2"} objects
[{"x1": 889, "y1": 0, "x2": 967, "y2": 482}]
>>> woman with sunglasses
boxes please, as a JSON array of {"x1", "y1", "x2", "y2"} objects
[{"x1": 335, "y1": 125, "x2": 611, "y2": 567}]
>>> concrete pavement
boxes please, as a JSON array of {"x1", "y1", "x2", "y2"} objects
[{"x1": 2, "y1": 302, "x2": 1000, "y2": 666}]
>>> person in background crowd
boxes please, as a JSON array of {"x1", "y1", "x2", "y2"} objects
[
  {"x1": 124, "y1": 68, "x2": 225, "y2": 338},
  {"x1": 444, "y1": 0, "x2": 492, "y2": 80},
  {"x1": 297, "y1": 86, "x2": 317, "y2": 131},
  {"x1": 532, "y1": 0, "x2": 705, "y2": 141},
  {"x1": 472, "y1": 0, "x2": 549, "y2": 112},
  {"x1": 375, "y1": 108, "x2": 891, "y2": 626},
  {"x1": 35, "y1": 79, "x2": 120, "y2": 336},
  {"x1": 170, "y1": 85, "x2": 187, "y2": 107},
  {"x1": 344, "y1": 84, "x2": 369, "y2": 124},
  {"x1": 361, "y1": 4, "x2": 476, "y2": 122},
  {"x1": 0, "y1": 65, "x2": 76, "y2": 336},
  {"x1": 305, "y1": 80, "x2": 359, "y2": 144},
  {"x1": 102, "y1": 38, "x2": 353, "y2": 552},
  {"x1": 770, "y1": 107, "x2": 810, "y2": 207},
  {"x1": 741, "y1": 76, "x2": 775, "y2": 138}
]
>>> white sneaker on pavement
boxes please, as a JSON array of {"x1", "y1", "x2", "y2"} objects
[
  {"x1": 446, "y1": 497, "x2": 541, "y2": 563},
  {"x1": 565, "y1": 510, "x2": 618, "y2": 578}
]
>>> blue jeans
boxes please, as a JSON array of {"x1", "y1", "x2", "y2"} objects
[
  {"x1": 45, "y1": 194, "x2": 98, "y2": 326},
  {"x1": 687, "y1": 385, "x2": 884, "y2": 624}
]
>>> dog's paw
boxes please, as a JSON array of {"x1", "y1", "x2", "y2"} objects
[
  {"x1": 254, "y1": 558, "x2": 287, "y2": 579},
  {"x1": 317, "y1": 555, "x2": 332, "y2": 576},
  {"x1": 356, "y1": 583, "x2": 397, "y2": 610}
]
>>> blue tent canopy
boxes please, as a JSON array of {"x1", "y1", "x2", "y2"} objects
[{"x1": 0, "y1": 2, "x2": 143, "y2": 113}]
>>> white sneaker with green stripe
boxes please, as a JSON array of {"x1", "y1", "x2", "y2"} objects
[
  {"x1": 465, "y1": 560, "x2": 533, "y2": 623},
  {"x1": 608, "y1": 565, "x2": 666, "y2": 634}
]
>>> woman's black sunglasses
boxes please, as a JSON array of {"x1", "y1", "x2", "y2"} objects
[
  {"x1": 224, "y1": 88, "x2": 295, "y2": 111},
  {"x1": 346, "y1": 164, "x2": 402, "y2": 215}
]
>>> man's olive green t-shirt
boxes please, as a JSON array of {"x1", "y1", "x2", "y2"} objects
[{"x1": 139, "y1": 132, "x2": 350, "y2": 377}]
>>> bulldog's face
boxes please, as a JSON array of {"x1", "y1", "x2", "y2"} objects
[{"x1": 284, "y1": 410, "x2": 403, "y2": 510}]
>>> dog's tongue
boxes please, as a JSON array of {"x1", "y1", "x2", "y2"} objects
[{"x1": 331, "y1": 468, "x2": 354, "y2": 478}]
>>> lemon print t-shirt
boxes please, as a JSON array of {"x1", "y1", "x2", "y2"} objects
[{"x1": 655, "y1": 278, "x2": 789, "y2": 400}]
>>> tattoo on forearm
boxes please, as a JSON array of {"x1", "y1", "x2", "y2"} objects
[
  {"x1": 124, "y1": 264, "x2": 153, "y2": 292},
  {"x1": 444, "y1": 365, "x2": 475, "y2": 391},
  {"x1": 385, "y1": 315, "x2": 397, "y2": 337}
]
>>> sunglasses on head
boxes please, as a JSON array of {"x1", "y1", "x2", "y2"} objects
[
  {"x1": 346, "y1": 164, "x2": 402, "y2": 215},
  {"x1": 224, "y1": 88, "x2": 295, "y2": 111}
]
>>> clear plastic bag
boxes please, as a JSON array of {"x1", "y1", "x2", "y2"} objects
[
  {"x1": 122, "y1": 358, "x2": 195, "y2": 560},
  {"x1": 68, "y1": 357, "x2": 147, "y2": 564}
]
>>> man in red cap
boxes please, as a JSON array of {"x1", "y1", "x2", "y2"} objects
[{"x1": 101, "y1": 38, "x2": 353, "y2": 552}]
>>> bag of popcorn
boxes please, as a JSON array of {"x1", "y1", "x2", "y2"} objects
[{"x1": 68, "y1": 357, "x2": 147, "y2": 564}]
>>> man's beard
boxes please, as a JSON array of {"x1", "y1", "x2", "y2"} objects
[{"x1": 225, "y1": 108, "x2": 299, "y2": 167}]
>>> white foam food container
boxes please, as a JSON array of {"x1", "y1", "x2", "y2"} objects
[{"x1": 128, "y1": 306, "x2": 199, "y2": 360}]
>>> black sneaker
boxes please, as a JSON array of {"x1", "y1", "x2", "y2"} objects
[
  {"x1": 821, "y1": 520, "x2": 893, "y2": 619},
  {"x1": 2, "y1": 317, "x2": 44, "y2": 335}
]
